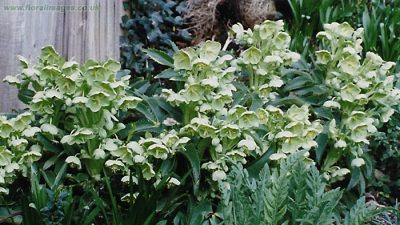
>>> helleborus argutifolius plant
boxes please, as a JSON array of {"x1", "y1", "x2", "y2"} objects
[
  {"x1": 230, "y1": 20, "x2": 301, "y2": 102},
  {"x1": 4, "y1": 46, "x2": 142, "y2": 178},
  {"x1": 0, "y1": 112, "x2": 41, "y2": 194},
  {"x1": 315, "y1": 22, "x2": 400, "y2": 171},
  {"x1": 154, "y1": 21, "x2": 321, "y2": 183}
]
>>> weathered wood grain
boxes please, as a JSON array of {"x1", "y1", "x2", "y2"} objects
[{"x1": 0, "y1": 0, "x2": 123, "y2": 112}]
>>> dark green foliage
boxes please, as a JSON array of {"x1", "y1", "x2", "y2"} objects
[
  {"x1": 219, "y1": 153, "x2": 390, "y2": 225},
  {"x1": 120, "y1": 0, "x2": 191, "y2": 77}
]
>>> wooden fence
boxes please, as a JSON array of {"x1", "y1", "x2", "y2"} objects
[{"x1": 0, "y1": 0, "x2": 123, "y2": 112}]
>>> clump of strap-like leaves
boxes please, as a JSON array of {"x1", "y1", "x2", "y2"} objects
[{"x1": 219, "y1": 153, "x2": 383, "y2": 225}]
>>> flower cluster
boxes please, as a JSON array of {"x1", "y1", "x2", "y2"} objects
[
  {"x1": 316, "y1": 22, "x2": 400, "y2": 167},
  {"x1": 266, "y1": 105, "x2": 323, "y2": 161},
  {"x1": 4, "y1": 46, "x2": 142, "y2": 177},
  {"x1": 162, "y1": 40, "x2": 237, "y2": 116},
  {"x1": 230, "y1": 20, "x2": 300, "y2": 101},
  {"x1": 0, "y1": 112, "x2": 41, "y2": 194},
  {"x1": 103, "y1": 130, "x2": 190, "y2": 183},
  {"x1": 160, "y1": 22, "x2": 321, "y2": 182}
]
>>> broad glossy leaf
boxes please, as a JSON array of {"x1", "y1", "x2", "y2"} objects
[{"x1": 144, "y1": 48, "x2": 174, "y2": 67}]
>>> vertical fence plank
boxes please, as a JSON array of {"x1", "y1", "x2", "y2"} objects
[{"x1": 0, "y1": 0, "x2": 123, "y2": 112}]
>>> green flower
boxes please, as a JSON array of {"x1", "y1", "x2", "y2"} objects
[
  {"x1": 118, "y1": 96, "x2": 142, "y2": 110},
  {"x1": 103, "y1": 59, "x2": 121, "y2": 72},
  {"x1": 41, "y1": 65, "x2": 61, "y2": 81},
  {"x1": 105, "y1": 160, "x2": 125, "y2": 172},
  {"x1": 173, "y1": 50, "x2": 192, "y2": 70},
  {"x1": 85, "y1": 65, "x2": 107, "y2": 85},
  {"x1": 226, "y1": 150, "x2": 247, "y2": 164},
  {"x1": 199, "y1": 41, "x2": 221, "y2": 63},
  {"x1": 269, "y1": 153, "x2": 287, "y2": 161},
  {"x1": 220, "y1": 124, "x2": 240, "y2": 140},
  {"x1": 273, "y1": 32, "x2": 291, "y2": 49},
  {"x1": 238, "y1": 111, "x2": 259, "y2": 128},
  {"x1": 110, "y1": 144, "x2": 140, "y2": 165},
  {"x1": 258, "y1": 20, "x2": 283, "y2": 39},
  {"x1": 40, "y1": 123, "x2": 58, "y2": 135},
  {"x1": 20, "y1": 145, "x2": 42, "y2": 164},
  {"x1": 40, "y1": 46, "x2": 63, "y2": 65},
  {"x1": 56, "y1": 75, "x2": 78, "y2": 94},
  {"x1": 12, "y1": 112, "x2": 33, "y2": 132},
  {"x1": 142, "y1": 163, "x2": 155, "y2": 180},
  {"x1": 197, "y1": 124, "x2": 217, "y2": 138},
  {"x1": 0, "y1": 119, "x2": 13, "y2": 138},
  {"x1": 228, "y1": 105, "x2": 248, "y2": 121},
  {"x1": 242, "y1": 47, "x2": 262, "y2": 64},
  {"x1": 3, "y1": 75, "x2": 21, "y2": 85},
  {"x1": 185, "y1": 84, "x2": 205, "y2": 102},
  {"x1": 22, "y1": 127, "x2": 41, "y2": 138},
  {"x1": 237, "y1": 138, "x2": 258, "y2": 152},
  {"x1": 61, "y1": 128, "x2": 94, "y2": 145},
  {"x1": 0, "y1": 147, "x2": 13, "y2": 166},
  {"x1": 315, "y1": 50, "x2": 332, "y2": 65},
  {"x1": 287, "y1": 105, "x2": 309, "y2": 122},
  {"x1": 146, "y1": 144, "x2": 170, "y2": 160},
  {"x1": 65, "y1": 156, "x2": 81, "y2": 170},
  {"x1": 86, "y1": 91, "x2": 110, "y2": 112},
  {"x1": 351, "y1": 158, "x2": 365, "y2": 167},
  {"x1": 31, "y1": 92, "x2": 54, "y2": 114},
  {"x1": 281, "y1": 136, "x2": 303, "y2": 153},
  {"x1": 340, "y1": 83, "x2": 361, "y2": 102},
  {"x1": 212, "y1": 170, "x2": 227, "y2": 181},
  {"x1": 339, "y1": 55, "x2": 360, "y2": 75},
  {"x1": 350, "y1": 124, "x2": 369, "y2": 144},
  {"x1": 211, "y1": 94, "x2": 232, "y2": 110}
]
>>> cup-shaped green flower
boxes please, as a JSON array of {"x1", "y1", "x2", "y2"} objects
[
  {"x1": 31, "y1": 92, "x2": 55, "y2": 115},
  {"x1": 257, "y1": 20, "x2": 284, "y2": 40},
  {"x1": 85, "y1": 65, "x2": 107, "y2": 85},
  {"x1": 351, "y1": 158, "x2": 365, "y2": 167},
  {"x1": 220, "y1": 124, "x2": 241, "y2": 140},
  {"x1": 146, "y1": 144, "x2": 170, "y2": 160},
  {"x1": 86, "y1": 91, "x2": 111, "y2": 112},
  {"x1": 286, "y1": 105, "x2": 309, "y2": 122},
  {"x1": 19, "y1": 145, "x2": 42, "y2": 164},
  {"x1": 273, "y1": 32, "x2": 291, "y2": 49},
  {"x1": 61, "y1": 128, "x2": 95, "y2": 145},
  {"x1": 238, "y1": 111, "x2": 259, "y2": 129},
  {"x1": 173, "y1": 50, "x2": 192, "y2": 70},
  {"x1": 0, "y1": 147, "x2": 13, "y2": 166},
  {"x1": 199, "y1": 41, "x2": 221, "y2": 63},
  {"x1": 185, "y1": 83, "x2": 205, "y2": 102},
  {"x1": 109, "y1": 145, "x2": 136, "y2": 166},
  {"x1": 118, "y1": 96, "x2": 142, "y2": 111},
  {"x1": 105, "y1": 160, "x2": 126, "y2": 172},
  {"x1": 41, "y1": 65, "x2": 62, "y2": 81},
  {"x1": 242, "y1": 47, "x2": 262, "y2": 65},
  {"x1": 339, "y1": 55, "x2": 360, "y2": 75},
  {"x1": 315, "y1": 50, "x2": 332, "y2": 65},
  {"x1": 141, "y1": 162, "x2": 156, "y2": 180},
  {"x1": 56, "y1": 75, "x2": 79, "y2": 95},
  {"x1": 0, "y1": 118, "x2": 14, "y2": 138},
  {"x1": 65, "y1": 156, "x2": 82, "y2": 170}
]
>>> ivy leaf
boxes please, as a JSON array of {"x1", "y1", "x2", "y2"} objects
[{"x1": 144, "y1": 49, "x2": 174, "y2": 67}]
